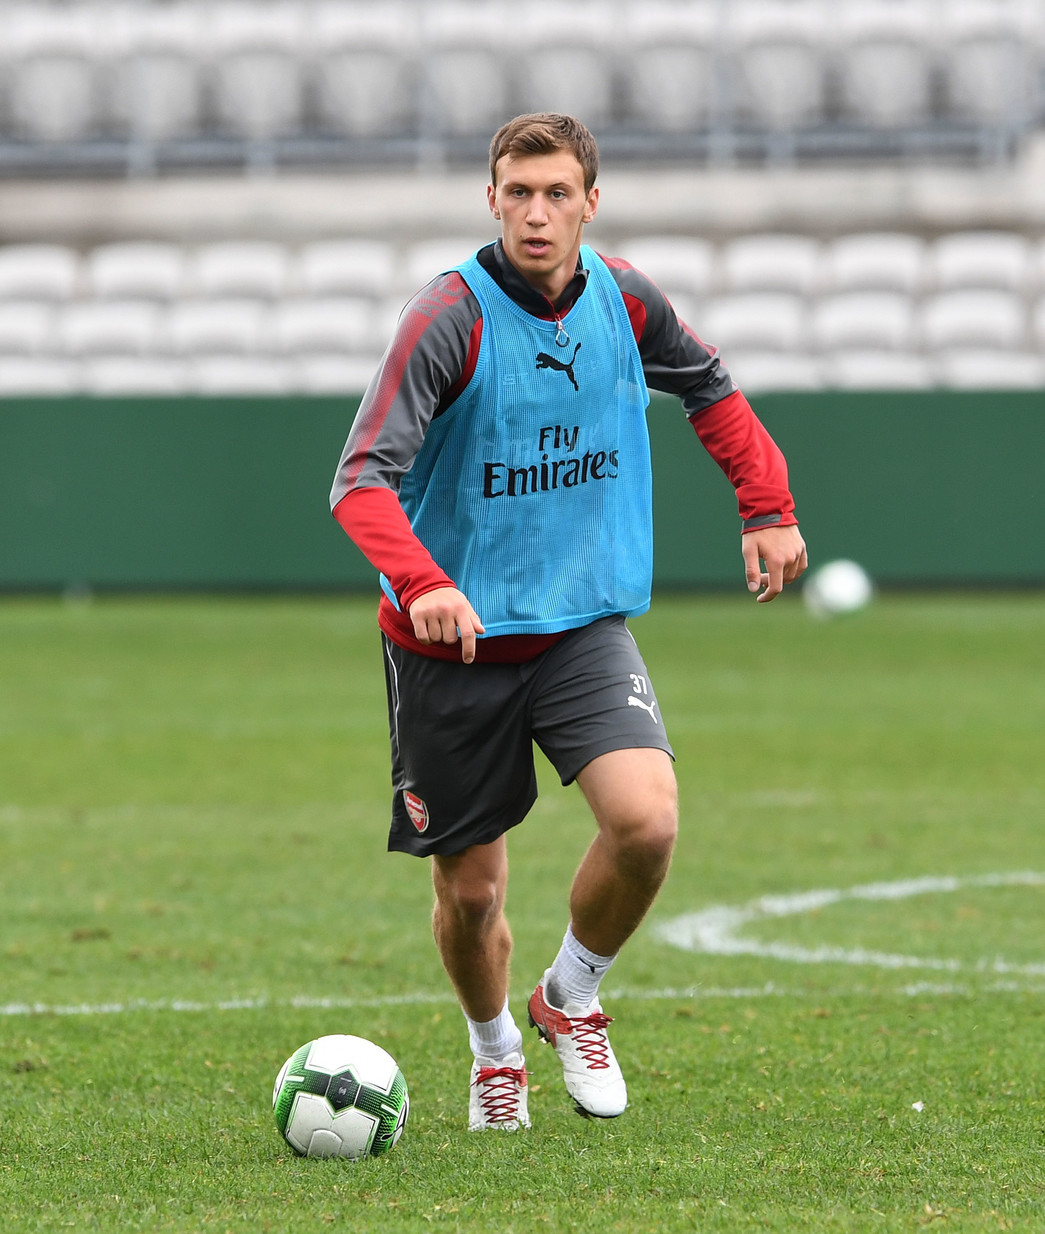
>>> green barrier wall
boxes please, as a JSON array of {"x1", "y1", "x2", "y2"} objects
[{"x1": 1, "y1": 391, "x2": 1041, "y2": 591}]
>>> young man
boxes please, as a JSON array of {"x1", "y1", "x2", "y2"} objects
[{"x1": 330, "y1": 113, "x2": 807, "y2": 1131}]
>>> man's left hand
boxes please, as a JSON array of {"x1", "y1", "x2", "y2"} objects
[{"x1": 742, "y1": 525, "x2": 808, "y2": 603}]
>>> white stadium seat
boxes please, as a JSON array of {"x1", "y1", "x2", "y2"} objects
[
  {"x1": 701, "y1": 293, "x2": 808, "y2": 353},
  {"x1": 823, "y1": 233, "x2": 927, "y2": 295},
  {"x1": 86, "y1": 243, "x2": 186, "y2": 301},
  {"x1": 187, "y1": 355, "x2": 294, "y2": 394},
  {"x1": 401, "y1": 239, "x2": 491, "y2": 293},
  {"x1": 515, "y1": 2, "x2": 615, "y2": 129},
  {"x1": 308, "y1": 2, "x2": 419, "y2": 138},
  {"x1": 615, "y1": 237, "x2": 716, "y2": 300},
  {"x1": 0, "y1": 302, "x2": 56, "y2": 356},
  {"x1": 5, "y1": 5, "x2": 107, "y2": 141},
  {"x1": 187, "y1": 242, "x2": 290, "y2": 299},
  {"x1": 107, "y1": 2, "x2": 207, "y2": 142},
  {"x1": 165, "y1": 299, "x2": 271, "y2": 356},
  {"x1": 0, "y1": 357, "x2": 81, "y2": 395},
  {"x1": 824, "y1": 349, "x2": 934, "y2": 390},
  {"x1": 209, "y1": 1, "x2": 307, "y2": 140},
  {"x1": 270, "y1": 298, "x2": 375, "y2": 355},
  {"x1": 833, "y1": 2, "x2": 935, "y2": 127},
  {"x1": 811, "y1": 292, "x2": 916, "y2": 352},
  {"x1": 724, "y1": 351, "x2": 823, "y2": 393},
  {"x1": 935, "y1": 350, "x2": 1045, "y2": 389},
  {"x1": 0, "y1": 245, "x2": 81, "y2": 301},
  {"x1": 920, "y1": 289, "x2": 1026, "y2": 351},
  {"x1": 295, "y1": 240, "x2": 396, "y2": 298},
  {"x1": 57, "y1": 301, "x2": 164, "y2": 357},
  {"x1": 941, "y1": 2, "x2": 1038, "y2": 124},
  {"x1": 80, "y1": 356, "x2": 191, "y2": 395},
  {"x1": 720, "y1": 235, "x2": 822, "y2": 295},
  {"x1": 422, "y1": 3, "x2": 511, "y2": 138},
  {"x1": 928, "y1": 231, "x2": 1032, "y2": 293},
  {"x1": 1031, "y1": 295, "x2": 1045, "y2": 348},
  {"x1": 728, "y1": 1, "x2": 828, "y2": 129},
  {"x1": 292, "y1": 354, "x2": 383, "y2": 394},
  {"x1": 622, "y1": 3, "x2": 718, "y2": 132}
]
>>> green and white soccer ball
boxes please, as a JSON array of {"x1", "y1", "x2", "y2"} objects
[
  {"x1": 272, "y1": 1034, "x2": 409, "y2": 1159},
  {"x1": 802, "y1": 559, "x2": 874, "y2": 618}
]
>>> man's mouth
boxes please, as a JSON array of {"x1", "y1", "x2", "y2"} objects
[{"x1": 522, "y1": 238, "x2": 551, "y2": 256}]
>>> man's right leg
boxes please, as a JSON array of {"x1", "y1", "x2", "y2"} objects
[
  {"x1": 432, "y1": 836, "x2": 512, "y2": 1024},
  {"x1": 432, "y1": 837, "x2": 529, "y2": 1130}
]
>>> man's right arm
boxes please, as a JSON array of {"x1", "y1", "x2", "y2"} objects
[{"x1": 329, "y1": 272, "x2": 481, "y2": 614}]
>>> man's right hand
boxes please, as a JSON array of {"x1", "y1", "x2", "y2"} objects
[{"x1": 408, "y1": 588, "x2": 486, "y2": 664}]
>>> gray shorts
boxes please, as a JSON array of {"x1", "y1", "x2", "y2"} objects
[{"x1": 381, "y1": 615, "x2": 674, "y2": 857}]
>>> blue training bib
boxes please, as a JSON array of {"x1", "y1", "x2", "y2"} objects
[{"x1": 387, "y1": 246, "x2": 652, "y2": 637}]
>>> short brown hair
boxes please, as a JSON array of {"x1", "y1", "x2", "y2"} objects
[{"x1": 489, "y1": 113, "x2": 599, "y2": 192}]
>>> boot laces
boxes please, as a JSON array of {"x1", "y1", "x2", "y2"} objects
[
  {"x1": 473, "y1": 1064, "x2": 527, "y2": 1124},
  {"x1": 570, "y1": 1011, "x2": 614, "y2": 1070}
]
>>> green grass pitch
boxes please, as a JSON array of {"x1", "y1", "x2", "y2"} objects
[{"x1": 1, "y1": 591, "x2": 1043, "y2": 1232}]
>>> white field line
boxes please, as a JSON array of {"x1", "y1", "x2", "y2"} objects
[
  {"x1": 4, "y1": 978, "x2": 1045, "y2": 1021},
  {"x1": 6, "y1": 872, "x2": 1044, "y2": 1019},
  {"x1": 656, "y1": 870, "x2": 1045, "y2": 977}
]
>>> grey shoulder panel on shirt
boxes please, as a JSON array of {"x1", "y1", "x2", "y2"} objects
[
  {"x1": 606, "y1": 258, "x2": 738, "y2": 415},
  {"x1": 331, "y1": 273, "x2": 481, "y2": 504}
]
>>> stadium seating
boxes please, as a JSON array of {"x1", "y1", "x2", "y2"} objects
[
  {"x1": 107, "y1": 3, "x2": 207, "y2": 144},
  {"x1": 928, "y1": 231, "x2": 1032, "y2": 293},
  {"x1": 822, "y1": 233, "x2": 927, "y2": 295},
  {"x1": 0, "y1": 245, "x2": 81, "y2": 300},
  {"x1": 1, "y1": 0, "x2": 1040, "y2": 170},
  {"x1": 919, "y1": 289, "x2": 1027, "y2": 351},
  {"x1": 209, "y1": 2, "x2": 308, "y2": 142},
  {"x1": 1, "y1": 228, "x2": 1042, "y2": 394},
  {"x1": 86, "y1": 243, "x2": 187, "y2": 300},
  {"x1": 719, "y1": 234, "x2": 822, "y2": 295},
  {"x1": 941, "y1": 2, "x2": 1040, "y2": 126},
  {"x1": 0, "y1": 301, "x2": 55, "y2": 356},
  {"x1": 308, "y1": 2, "x2": 420, "y2": 139},
  {"x1": 4, "y1": 5, "x2": 103, "y2": 143},
  {"x1": 833, "y1": 3, "x2": 936, "y2": 128},
  {"x1": 728, "y1": 1, "x2": 829, "y2": 132},
  {"x1": 621, "y1": 3, "x2": 718, "y2": 133},
  {"x1": 811, "y1": 292, "x2": 915, "y2": 352},
  {"x1": 824, "y1": 349, "x2": 934, "y2": 390},
  {"x1": 186, "y1": 242, "x2": 291, "y2": 299},
  {"x1": 701, "y1": 292, "x2": 809, "y2": 353},
  {"x1": 295, "y1": 240, "x2": 397, "y2": 299}
]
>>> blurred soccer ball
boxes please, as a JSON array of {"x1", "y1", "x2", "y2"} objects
[
  {"x1": 802, "y1": 559, "x2": 874, "y2": 618},
  {"x1": 273, "y1": 1034, "x2": 409, "y2": 1159}
]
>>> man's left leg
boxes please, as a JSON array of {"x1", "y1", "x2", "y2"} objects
[{"x1": 529, "y1": 746, "x2": 678, "y2": 1117}]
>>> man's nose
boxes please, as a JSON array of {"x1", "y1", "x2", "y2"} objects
[{"x1": 526, "y1": 196, "x2": 549, "y2": 224}]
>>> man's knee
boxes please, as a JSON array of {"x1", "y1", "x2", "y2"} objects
[
  {"x1": 432, "y1": 843, "x2": 508, "y2": 931},
  {"x1": 611, "y1": 782, "x2": 678, "y2": 864}
]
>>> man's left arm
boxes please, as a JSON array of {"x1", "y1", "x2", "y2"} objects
[{"x1": 602, "y1": 255, "x2": 808, "y2": 600}]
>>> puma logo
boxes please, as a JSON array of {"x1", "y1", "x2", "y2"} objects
[
  {"x1": 627, "y1": 695, "x2": 658, "y2": 724},
  {"x1": 535, "y1": 342, "x2": 582, "y2": 391}
]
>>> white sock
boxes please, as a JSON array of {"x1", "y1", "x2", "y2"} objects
[
  {"x1": 545, "y1": 924, "x2": 617, "y2": 1009},
  {"x1": 465, "y1": 998, "x2": 523, "y2": 1062}
]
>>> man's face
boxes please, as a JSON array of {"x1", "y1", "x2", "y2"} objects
[{"x1": 488, "y1": 149, "x2": 598, "y2": 302}]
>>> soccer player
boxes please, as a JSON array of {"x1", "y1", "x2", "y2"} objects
[{"x1": 330, "y1": 113, "x2": 807, "y2": 1131}]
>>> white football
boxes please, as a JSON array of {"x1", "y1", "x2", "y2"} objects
[
  {"x1": 272, "y1": 1034, "x2": 409, "y2": 1159},
  {"x1": 802, "y1": 559, "x2": 874, "y2": 618}
]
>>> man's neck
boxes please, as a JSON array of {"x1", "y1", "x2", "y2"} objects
[{"x1": 479, "y1": 241, "x2": 589, "y2": 317}]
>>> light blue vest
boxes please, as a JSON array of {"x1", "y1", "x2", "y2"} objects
[{"x1": 385, "y1": 245, "x2": 652, "y2": 637}]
